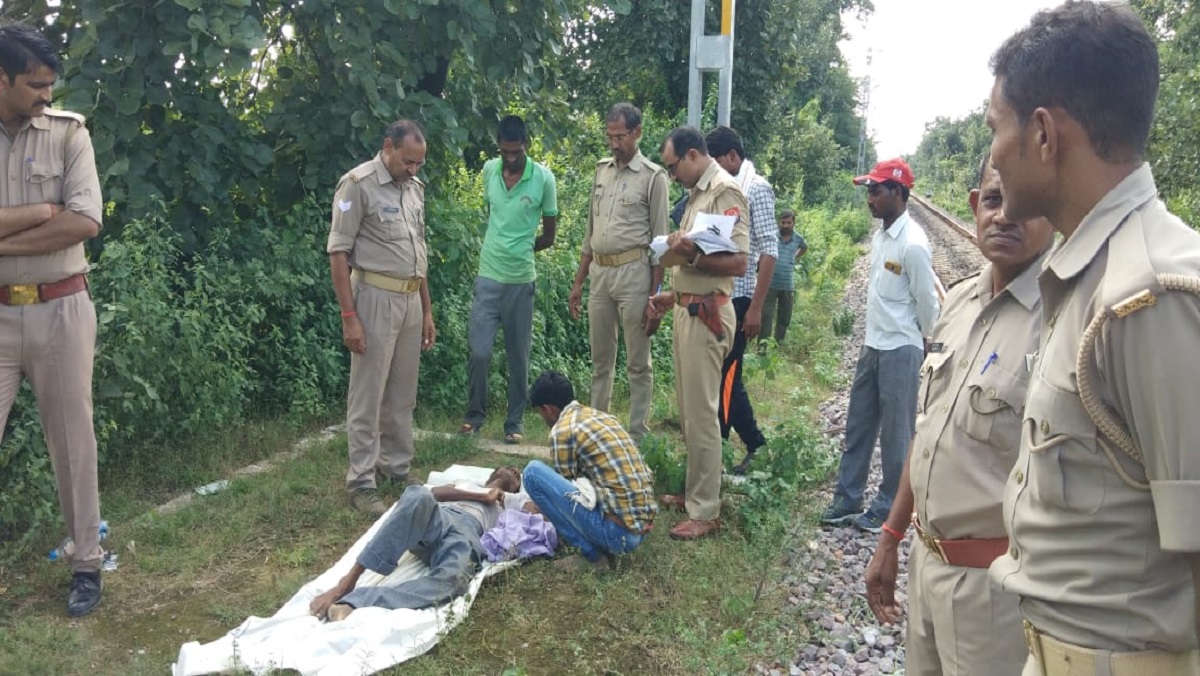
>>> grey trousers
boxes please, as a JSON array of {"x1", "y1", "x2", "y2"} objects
[
  {"x1": 464, "y1": 276, "x2": 535, "y2": 434},
  {"x1": 341, "y1": 486, "x2": 484, "y2": 611},
  {"x1": 833, "y1": 345, "x2": 922, "y2": 520},
  {"x1": 761, "y1": 288, "x2": 795, "y2": 344}
]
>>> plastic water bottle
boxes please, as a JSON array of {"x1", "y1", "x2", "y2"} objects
[{"x1": 47, "y1": 519, "x2": 109, "y2": 562}]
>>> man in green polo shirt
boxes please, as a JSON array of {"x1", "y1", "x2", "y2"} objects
[{"x1": 461, "y1": 115, "x2": 558, "y2": 443}]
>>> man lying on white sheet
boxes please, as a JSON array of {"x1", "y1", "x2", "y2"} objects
[{"x1": 310, "y1": 466, "x2": 537, "y2": 621}]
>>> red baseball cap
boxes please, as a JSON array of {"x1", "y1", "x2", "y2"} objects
[{"x1": 853, "y1": 158, "x2": 915, "y2": 189}]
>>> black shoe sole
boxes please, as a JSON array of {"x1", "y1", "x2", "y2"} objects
[{"x1": 819, "y1": 512, "x2": 863, "y2": 527}]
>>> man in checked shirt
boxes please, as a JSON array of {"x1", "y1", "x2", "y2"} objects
[
  {"x1": 705, "y1": 126, "x2": 778, "y2": 474},
  {"x1": 522, "y1": 371, "x2": 658, "y2": 572}
]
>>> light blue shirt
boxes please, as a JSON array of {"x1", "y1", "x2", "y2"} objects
[{"x1": 864, "y1": 211, "x2": 940, "y2": 350}]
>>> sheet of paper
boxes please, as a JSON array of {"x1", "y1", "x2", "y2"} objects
[{"x1": 690, "y1": 212, "x2": 736, "y2": 239}]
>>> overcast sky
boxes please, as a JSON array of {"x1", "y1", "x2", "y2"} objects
[{"x1": 839, "y1": 0, "x2": 1062, "y2": 159}]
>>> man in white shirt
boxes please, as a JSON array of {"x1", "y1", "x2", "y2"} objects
[{"x1": 821, "y1": 158, "x2": 940, "y2": 533}]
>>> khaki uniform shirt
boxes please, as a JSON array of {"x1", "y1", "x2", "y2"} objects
[
  {"x1": 911, "y1": 256, "x2": 1045, "y2": 540},
  {"x1": 0, "y1": 109, "x2": 103, "y2": 285},
  {"x1": 672, "y1": 161, "x2": 750, "y2": 296},
  {"x1": 583, "y1": 151, "x2": 669, "y2": 257},
  {"x1": 326, "y1": 154, "x2": 427, "y2": 280},
  {"x1": 992, "y1": 165, "x2": 1200, "y2": 653}
]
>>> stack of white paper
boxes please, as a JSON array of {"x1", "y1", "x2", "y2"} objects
[{"x1": 651, "y1": 213, "x2": 739, "y2": 265}]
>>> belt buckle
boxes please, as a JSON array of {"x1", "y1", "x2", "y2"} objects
[
  {"x1": 917, "y1": 527, "x2": 948, "y2": 563},
  {"x1": 8, "y1": 284, "x2": 39, "y2": 305}
]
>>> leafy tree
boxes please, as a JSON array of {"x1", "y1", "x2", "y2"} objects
[
  {"x1": 908, "y1": 103, "x2": 990, "y2": 219},
  {"x1": 1132, "y1": 0, "x2": 1200, "y2": 225},
  {"x1": 6, "y1": 0, "x2": 581, "y2": 249},
  {"x1": 562, "y1": 0, "x2": 872, "y2": 200}
]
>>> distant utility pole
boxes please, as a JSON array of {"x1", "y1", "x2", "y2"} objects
[
  {"x1": 687, "y1": 0, "x2": 736, "y2": 129},
  {"x1": 855, "y1": 49, "x2": 872, "y2": 176}
]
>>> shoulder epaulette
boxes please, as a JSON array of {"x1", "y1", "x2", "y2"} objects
[
  {"x1": 947, "y1": 271, "x2": 980, "y2": 290},
  {"x1": 43, "y1": 108, "x2": 86, "y2": 125},
  {"x1": 1110, "y1": 289, "x2": 1157, "y2": 318}
]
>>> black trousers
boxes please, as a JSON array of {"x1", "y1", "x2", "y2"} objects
[{"x1": 718, "y1": 296, "x2": 767, "y2": 452}]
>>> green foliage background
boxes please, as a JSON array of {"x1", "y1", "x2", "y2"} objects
[{"x1": 0, "y1": 0, "x2": 871, "y2": 546}]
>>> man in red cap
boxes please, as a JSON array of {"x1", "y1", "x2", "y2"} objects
[{"x1": 821, "y1": 157, "x2": 940, "y2": 534}]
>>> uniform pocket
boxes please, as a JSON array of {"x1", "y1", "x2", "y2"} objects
[
  {"x1": 961, "y1": 365, "x2": 1028, "y2": 454},
  {"x1": 378, "y1": 207, "x2": 404, "y2": 242},
  {"x1": 1023, "y1": 383, "x2": 1105, "y2": 513},
  {"x1": 918, "y1": 349, "x2": 954, "y2": 414},
  {"x1": 27, "y1": 160, "x2": 63, "y2": 203}
]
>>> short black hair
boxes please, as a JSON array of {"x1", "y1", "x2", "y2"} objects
[
  {"x1": 0, "y1": 21, "x2": 61, "y2": 83},
  {"x1": 779, "y1": 209, "x2": 795, "y2": 221},
  {"x1": 661, "y1": 126, "x2": 707, "y2": 158},
  {"x1": 497, "y1": 115, "x2": 528, "y2": 144},
  {"x1": 976, "y1": 153, "x2": 992, "y2": 189},
  {"x1": 704, "y1": 125, "x2": 745, "y2": 161},
  {"x1": 385, "y1": 119, "x2": 425, "y2": 145},
  {"x1": 990, "y1": 1, "x2": 1158, "y2": 162},
  {"x1": 606, "y1": 102, "x2": 642, "y2": 131},
  {"x1": 529, "y1": 371, "x2": 574, "y2": 409}
]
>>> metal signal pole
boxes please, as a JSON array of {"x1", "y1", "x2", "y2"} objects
[{"x1": 687, "y1": 0, "x2": 736, "y2": 129}]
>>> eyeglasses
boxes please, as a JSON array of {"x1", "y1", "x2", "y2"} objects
[{"x1": 605, "y1": 133, "x2": 630, "y2": 144}]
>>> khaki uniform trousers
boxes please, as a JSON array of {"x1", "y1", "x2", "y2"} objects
[
  {"x1": 907, "y1": 543, "x2": 1026, "y2": 675},
  {"x1": 588, "y1": 259, "x2": 653, "y2": 441},
  {"x1": 672, "y1": 301, "x2": 735, "y2": 521},
  {"x1": 0, "y1": 293, "x2": 102, "y2": 573},
  {"x1": 346, "y1": 282, "x2": 422, "y2": 490}
]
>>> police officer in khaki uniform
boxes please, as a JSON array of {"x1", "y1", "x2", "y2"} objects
[
  {"x1": 986, "y1": 4, "x2": 1200, "y2": 673},
  {"x1": 0, "y1": 22, "x2": 104, "y2": 617},
  {"x1": 648, "y1": 126, "x2": 749, "y2": 541},
  {"x1": 864, "y1": 157, "x2": 1053, "y2": 675},
  {"x1": 328, "y1": 119, "x2": 436, "y2": 517},
  {"x1": 568, "y1": 103, "x2": 669, "y2": 443}
]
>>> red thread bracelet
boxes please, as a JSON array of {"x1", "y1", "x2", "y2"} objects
[
  {"x1": 340, "y1": 310, "x2": 357, "y2": 319},
  {"x1": 881, "y1": 523, "x2": 906, "y2": 540}
]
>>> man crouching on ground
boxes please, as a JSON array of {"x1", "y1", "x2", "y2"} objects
[
  {"x1": 310, "y1": 466, "x2": 531, "y2": 622},
  {"x1": 523, "y1": 371, "x2": 658, "y2": 573}
]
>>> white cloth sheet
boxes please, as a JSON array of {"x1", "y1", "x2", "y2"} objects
[{"x1": 172, "y1": 465, "x2": 518, "y2": 676}]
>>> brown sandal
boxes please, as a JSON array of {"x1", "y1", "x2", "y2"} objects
[
  {"x1": 504, "y1": 432, "x2": 524, "y2": 444},
  {"x1": 459, "y1": 423, "x2": 478, "y2": 435}
]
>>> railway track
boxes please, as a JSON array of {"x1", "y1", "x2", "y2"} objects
[{"x1": 908, "y1": 193, "x2": 986, "y2": 286}]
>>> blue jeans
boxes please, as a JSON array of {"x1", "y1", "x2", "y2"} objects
[
  {"x1": 833, "y1": 345, "x2": 922, "y2": 520},
  {"x1": 522, "y1": 460, "x2": 643, "y2": 562},
  {"x1": 340, "y1": 486, "x2": 484, "y2": 611}
]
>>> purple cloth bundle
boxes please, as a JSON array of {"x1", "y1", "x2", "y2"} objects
[{"x1": 480, "y1": 509, "x2": 558, "y2": 562}]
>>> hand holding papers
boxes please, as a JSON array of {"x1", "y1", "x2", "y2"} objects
[{"x1": 650, "y1": 212, "x2": 740, "y2": 266}]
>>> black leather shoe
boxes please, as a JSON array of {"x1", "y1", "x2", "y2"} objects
[
  {"x1": 732, "y1": 450, "x2": 757, "y2": 476},
  {"x1": 66, "y1": 571, "x2": 102, "y2": 617}
]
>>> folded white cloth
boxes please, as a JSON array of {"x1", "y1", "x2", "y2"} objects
[{"x1": 570, "y1": 477, "x2": 597, "y2": 510}]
